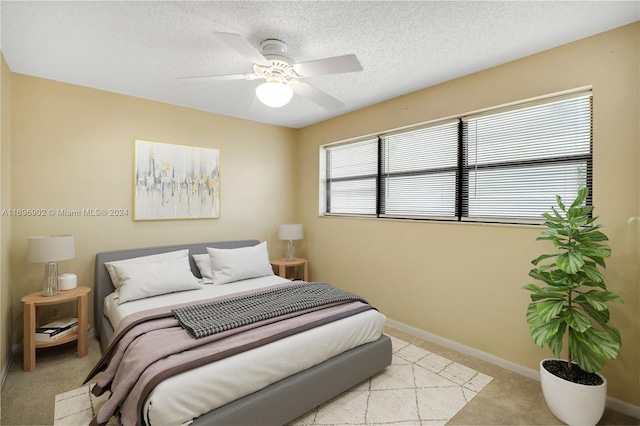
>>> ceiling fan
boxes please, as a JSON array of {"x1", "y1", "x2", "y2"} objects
[{"x1": 178, "y1": 33, "x2": 363, "y2": 110}]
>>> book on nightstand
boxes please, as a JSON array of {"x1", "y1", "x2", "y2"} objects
[{"x1": 35, "y1": 317, "x2": 79, "y2": 342}]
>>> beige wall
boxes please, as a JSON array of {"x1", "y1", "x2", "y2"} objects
[
  {"x1": 1, "y1": 52, "x2": 13, "y2": 387},
  {"x1": 296, "y1": 23, "x2": 640, "y2": 406},
  {"x1": 9, "y1": 74, "x2": 297, "y2": 344}
]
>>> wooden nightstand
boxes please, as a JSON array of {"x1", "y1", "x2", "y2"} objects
[
  {"x1": 21, "y1": 286, "x2": 91, "y2": 371},
  {"x1": 270, "y1": 258, "x2": 309, "y2": 281}
]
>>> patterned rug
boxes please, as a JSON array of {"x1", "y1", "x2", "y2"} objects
[
  {"x1": 54, "y1": 385, "x2": 116, "y2": 426},
  {"x1": 54, "y1": 336, "x2": 492, "y2": 425}
]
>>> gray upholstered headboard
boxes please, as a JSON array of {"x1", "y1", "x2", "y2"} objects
[{"x1": 94, "y1": 240, "x2": 260, "y2": 345}]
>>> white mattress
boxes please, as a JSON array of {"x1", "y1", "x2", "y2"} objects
[{"x1": 103, "y1": 276, "x2": 387, "y2": 425}]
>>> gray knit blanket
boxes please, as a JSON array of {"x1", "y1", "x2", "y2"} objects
[{"x1": 172, "y1": 282, "x2": 368, "y2": 339}]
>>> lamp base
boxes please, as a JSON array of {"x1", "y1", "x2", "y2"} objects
[
  {"x1": 42, "y1": 262, "x2": 60, "y2": 297},
  {"x1": 285, "y1": 240, "x2": 296, "y2": 262}
]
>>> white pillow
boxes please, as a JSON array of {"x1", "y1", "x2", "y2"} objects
[
  {"x1": 105, "y1": 249, "x2": 189, "y2": 288},
  {"x1": 192, "y1": 253, "x2": 214, "y2": 284},
  {"x1": 207, "y1": 241, "x2": 274, "y2": 285},
  {"x1": 113, "y1": 256, "x2": 201, "y2": 304}
]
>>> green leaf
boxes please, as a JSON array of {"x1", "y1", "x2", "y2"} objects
[
  {"x1": 523, "y1": 284, "x2": 567, "y2": 301},
  {"x1": 530, "y1": 324, "x2": 551, "y2": 347},
  {"x1": 582, "y1": 230, "x2": 609, "y2": 242},
  {"x1": 584, "y1": 289, "x2": 624, "y2": 305},
  {"x1": 579, "y1": 263, "x2": 605, "y2": 286},
  {"x1": 551, "y1": 207, "x2": 565, "y2": 221},
  {"x1": 570, "y1": 187, "x2": 588, "y2": 209},
  {"x1": 531, "y1": 253, "x2": 557, "y2": 266},
  {"x1": 549, "y1": 269, "x2": 578, "y2": 287},
  {"x1": 574, "y1": 328, "x2": 621, "y2": 361},
  {"x1": 526, "y1": 303, "x2": 540, "y2": 324},
  {"x1": 579, "y1": 302, "x2": 610, "y2": 326},
  {"x1": 530, "y1": 318, "x2": 565, "y2": 348},
  {"x1": 556, "y1": 195, "x2": 566, "y2": 212},
  {"x1": 601, "y1": 323, "x2": 622, "y2": 345},
  {"x1": 578, "y1": 245, "x2": 611, "y2": 260},
  {"x1": 563, "y1": 308, "x2": 592, "y2": 332},
  {"x1": 569, "y1": 332, "x2": 605, "y2": 373},
  {"x1": 574, "y1": 293, "x2": 607, "y2": 312},
  {"x1": 537, "y1": 299, "x2": 565, "y2": 323},
  {"x1": 587, "y1": 254, "x2": 607, "y2": 268},
  {"x1": 587, "y1": 328, "x2": 621, "y2": 359},
  {"x1": 528, "y1": 269, "x2": 556, "y2": 286},
  {"x1": 556, "y1": 251, "x2": 584, "y2": 274},
  {"x1": 542, "y1": 214, "x2": 564, "y2": 225},
  {"x1": 548, "y1": 326, "x2": 566, "y2": 358}
]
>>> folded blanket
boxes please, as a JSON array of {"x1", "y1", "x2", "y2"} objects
[{"x1": 173, "y1": 282, "x2": 368, "y2": 338}]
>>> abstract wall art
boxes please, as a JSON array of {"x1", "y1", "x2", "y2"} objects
[{"x1": 133, "y1": 140, "x2": 220, "y2": 220}]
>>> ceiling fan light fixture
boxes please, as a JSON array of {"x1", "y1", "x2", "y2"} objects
[{"x1": 255, "y1": 80, "x2": 293, "y2": 108}]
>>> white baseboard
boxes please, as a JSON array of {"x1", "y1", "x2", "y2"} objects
[
  {"x1": 385, "y1": 318, "x2": 640, "y2": 420},
  {"x1": 0, "y1": 348, "x2": 13, "y2": 389}
]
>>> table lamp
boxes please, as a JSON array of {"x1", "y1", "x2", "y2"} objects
[
  {"x1": 278, "y1": 224, "x2": 303, "y2": 261},
  {"x1": 27, "y1": 235, "x2": 75, "y2": 296}
]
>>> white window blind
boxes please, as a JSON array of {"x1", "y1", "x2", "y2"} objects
[
  {"x1": 321, "y1": 90, "x2": 593, "y2": 224},
  {"x1": 462, "y1": 93, "x2": 592, "y2": 221},
  {"x1": 325, "y1": 138, "x2": 378, "y2": 215},
  {"x1": 380, "y1": 122, "x2": 459, "y2": 218}
]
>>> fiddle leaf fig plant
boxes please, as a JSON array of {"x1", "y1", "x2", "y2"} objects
[{"x1": 523, "y1": 188, "x2": 623, "y2": 373}]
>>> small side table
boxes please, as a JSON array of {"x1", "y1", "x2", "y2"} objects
[
  {"x1": 270, "y1": 258, "x2": 309, "y2": 281},
  {"x1": 21, "y1": 286, "x2": 91, "y2": 371}
]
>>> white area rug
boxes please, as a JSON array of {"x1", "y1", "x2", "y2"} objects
[
  {"x1": 54, "y1": 384, "x2": 117, "y2": 426},
  {"x1": 54, "y1": 336, "x2": 492, "y2": 425},
  {"x1": 290, "y1": 336, "x2": 493, "y2": 425}
]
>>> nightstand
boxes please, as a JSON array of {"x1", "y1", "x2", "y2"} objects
[
  {"x1": 270, "y1": 258, "x2": 309, "y2": 281},
  {"x1": 21, "y1": 286, "x2": 91, "y2": 371}
]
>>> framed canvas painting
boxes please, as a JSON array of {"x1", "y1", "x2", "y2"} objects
[{"x1": 133, "y1": 140, "x2": 220, "y2": 220}]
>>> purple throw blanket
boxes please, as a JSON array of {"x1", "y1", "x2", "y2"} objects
[{"x1": 84, "y1": 283, "x2": 374, "y2": 426}]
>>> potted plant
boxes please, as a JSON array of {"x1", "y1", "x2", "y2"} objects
[{"x1": 523, "y1": 188, "x2": 623, "y2": 426}]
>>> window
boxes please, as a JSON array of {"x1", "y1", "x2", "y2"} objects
[
  {"x1": 380, "y1": 122, "x2": 459, "y2": 219},
  {"x1": 462, "y1": 94, "x2": 592, "y2": 221},
  {"x1": 321, "y1": 91, "x2": 592, "y2": 224},
  {"x1": 323, "y1": 138, "x2": 378, "y2": 215}
]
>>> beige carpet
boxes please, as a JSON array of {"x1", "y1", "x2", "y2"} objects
[{"x1": 54, "y1": 336, "x2": 492, "y2": 425}]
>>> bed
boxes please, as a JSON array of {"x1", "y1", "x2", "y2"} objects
[{"x1": 92, "y1": 239, "x2": 392, "y2": 425}]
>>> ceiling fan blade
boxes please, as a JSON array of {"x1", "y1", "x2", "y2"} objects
[
  {"x1": 216, "y1": 32, "x2": 270, "y2": 66},
  {"x1": 293, "y1": 54, "x2": 362, "y2": 77},
  {"x1": 291, "y1": 81, "x2": 344, "y2": 111},
  {"x1": 177, "y1": 73, "x2": 258, "y2": 82}
]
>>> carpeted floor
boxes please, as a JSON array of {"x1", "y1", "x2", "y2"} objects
[
  {"x1": 53, "y1": 336, "x2": 493, "y2": 425},
  {"x1": 2, "y1": 326, "x2": 639, "y2": 425}
]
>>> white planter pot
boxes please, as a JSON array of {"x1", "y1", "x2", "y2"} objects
[{"x1": 540, "y1": 359, "x2": 607, "y2": 426}]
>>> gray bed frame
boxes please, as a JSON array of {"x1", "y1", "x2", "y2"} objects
[{"x1": 94, "y1": 240, "x2": 392, "y2": 425}]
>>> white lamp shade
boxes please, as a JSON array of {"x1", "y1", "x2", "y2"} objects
[
  {"x1": 27, "y1": 235, "x2": 75, "y2": 263},
  {"x1": 278, "y1": 224, "x2": 303, "y2": 241},
  {"x1": 256, "y1": 81, "x2": 294, "y2": 108}
]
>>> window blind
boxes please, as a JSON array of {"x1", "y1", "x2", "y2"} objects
[
  {"x1": 325, "y1": 138, "x2": 378, "y2": 215},
  {"x1": 462, "y1": 93, "x2": 592, "y2": 221},
  {"x1": 380, "y1": 122, "x2": 459, "y2": 218},
  {"x1": 321, "y1": 90, "x2": 593, "y2": 224}
]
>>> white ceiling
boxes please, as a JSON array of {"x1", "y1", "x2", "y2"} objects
[{"x1": 1, "y1": 1, "x2": 638, "y2": 129}]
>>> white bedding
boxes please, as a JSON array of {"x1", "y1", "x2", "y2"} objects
[{"x1": 103, "y1": 276, "x2": 387, "y2": 425}]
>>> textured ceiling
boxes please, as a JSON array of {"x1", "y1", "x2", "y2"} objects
[{"x1": 1, "y1": 1, "x2": 638, "y2": 128}]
